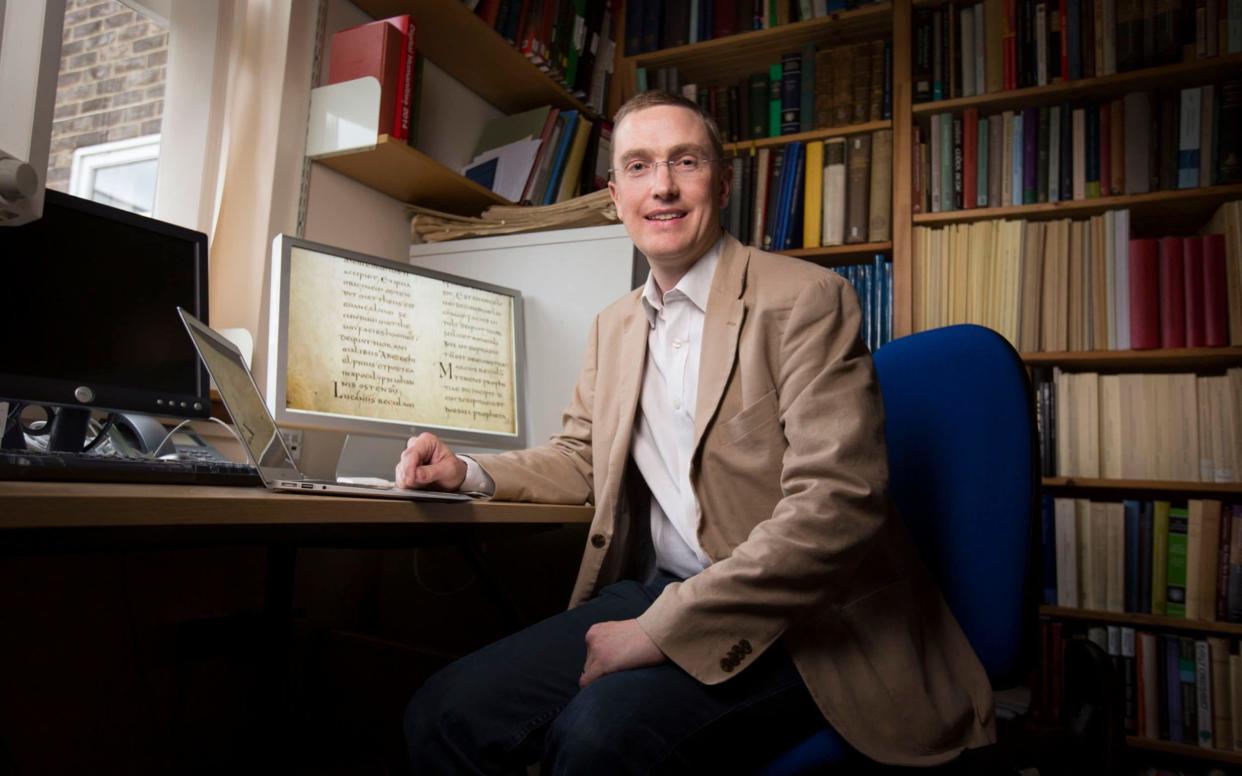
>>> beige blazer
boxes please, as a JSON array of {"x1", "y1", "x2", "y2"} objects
[{"x1": 474, "y1": 233, "x2": 995, "y2": 765}]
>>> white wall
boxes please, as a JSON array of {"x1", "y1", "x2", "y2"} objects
[{"x1": 409, "y1": 224, "x2": 635, "y2": 451}]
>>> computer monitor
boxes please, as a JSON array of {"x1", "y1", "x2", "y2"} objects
[
  {"x1": 0, "y1": 189, "x2": 210, "y2": 450},
  {"x1": 267, "y1": 235, "x2": 527, "y2": 450}
]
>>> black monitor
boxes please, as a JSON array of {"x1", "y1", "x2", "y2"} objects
[{"x1": 0, "y1": 189, "x2": 209, "y2": 451}]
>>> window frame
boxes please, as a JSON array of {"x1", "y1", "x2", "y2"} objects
[{"x1": 68, "y1": 133, "x2": 162, "y2": 214}]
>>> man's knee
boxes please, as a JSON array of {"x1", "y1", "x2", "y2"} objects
[{"x1": 542, "y1": 681, "x2": 650, "y2": 776}]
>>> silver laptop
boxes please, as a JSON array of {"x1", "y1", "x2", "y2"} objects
[{"x1": 177, "y1": 308, "x2": 472, "y2": 502}]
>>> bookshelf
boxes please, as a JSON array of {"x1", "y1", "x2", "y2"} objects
[
  {"x1": 911, "y1": 52, "x2": 1242, "y2": 116},
  {"x1": 315, "y1": 136, "x2": 510, "y2": 213},
  {"x1": 348, "y1": 0, "x2": 594, "y2": 116},
  {"x1": 613, "y1": 0, "x2": 1242, "y2": 767}
]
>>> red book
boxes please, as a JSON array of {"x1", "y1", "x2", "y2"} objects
[
  {"x1": 963, "y1": 109, "x2": 978, "y2": 209},
  {"x1": 1099, "y1": 103, "x2": 1111, "y2": 200},
  {"x1": 328, "y1": 19, "x2": 403, "y2": 141},
  {"x1": 1004, "y1": 0, "x2": 1018, "y2": 89},
  {"x1": 476, "y1": 0, "x2": 501, "y2": 28},
  {"x1": 1203, "y1": 233, "x2": 1230, "y2": 347},
  {"x1": 1129, "y1": 238, "x2": 1161, "y2": 349},
  {"x1": 385, "y1": 16, "x2": 415, "y2": 141},
  {"x1": 713, "y1": 0, "x2": 739, "y2": 38},
  {"x1": 1158, "y1": 236, "x2": 1186, "y2": 348},
  {"x1": 1183, "y1": 236, "x2": 1206, "y2": 347}
]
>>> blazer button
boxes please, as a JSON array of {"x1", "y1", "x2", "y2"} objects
[
  {"x1": 590, "y1": 534, "x2": 607, "y2": 549},
  {"x1": 739, "y1": 639, "x2": 752, "y2": 654},
  {"x1": 720, "y1": 658, "x2": 734, "y2": 672}
]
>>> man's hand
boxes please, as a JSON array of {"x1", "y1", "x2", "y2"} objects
[
  {"x1": 395, "y1": 432, "x2": 467, "y2": 491},
  {"x1": 580, "y1": 619, "x2": 666, "y2": 688}
]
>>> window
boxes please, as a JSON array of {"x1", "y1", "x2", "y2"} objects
[
  {"x1": 47, "y1": 0, "x2": 168, "y2": 213},
  {"x1": 68, "y1": 134, "x2": 160, "y2": 214}
]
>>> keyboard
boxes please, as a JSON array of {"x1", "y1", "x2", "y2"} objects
[{"x1": 0, "y1": 449, "x2": 263, "y2": 487}]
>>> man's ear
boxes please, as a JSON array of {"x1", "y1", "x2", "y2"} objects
[{"x1": 717, "y1": 160, "x2": 733, "y2": 210}]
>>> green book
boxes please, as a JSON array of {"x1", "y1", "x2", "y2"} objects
[
  {"x1": 768, "y1": 64, "x2": 782, "y2": 138},
  {"x1": 1151, "y1": 500, "x2": 1169, "y2": 615},
  {"x1": 1166, "y1": 505, "x2": 1189, "y2": 617}
]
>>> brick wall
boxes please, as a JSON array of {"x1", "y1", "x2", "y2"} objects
[{"x1": 46, "y1": 0, "x2": 167, "y2": 192}]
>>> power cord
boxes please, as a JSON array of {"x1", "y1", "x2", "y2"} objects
[{"x1": 151, "y1": 416, "x2": 247, "y2": 460}]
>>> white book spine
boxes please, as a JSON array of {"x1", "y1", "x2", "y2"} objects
[
  {"x1": 1055, "y1": 497, "x2": 1079, "y2": 606},
  {"x1": 824, "y1": 147, "x2": 846, "y2": 247},
  {"x1": 1115, "y1": 209, "x2": 1130, "y2": 350}
]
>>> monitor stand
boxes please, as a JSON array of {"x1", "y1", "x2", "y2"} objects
[
  {"x1": 335, "y1": 433, "x2": 408, "y2": 482},
  {"x1": 47, "y1": 406, "x2": 92, "y2": 452}
]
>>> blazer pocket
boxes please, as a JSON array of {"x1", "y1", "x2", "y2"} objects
[{"x1": 720, "y1": 389, "x2": 780, "y2": 445}]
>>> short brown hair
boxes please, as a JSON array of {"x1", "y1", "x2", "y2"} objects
[{"x1": 611, "y1": 90, "x2": 725, "y2": 170}]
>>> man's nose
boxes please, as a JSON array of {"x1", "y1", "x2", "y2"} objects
[{"x1": 650, "y1": 162, "x2": 678, "y2": 198}]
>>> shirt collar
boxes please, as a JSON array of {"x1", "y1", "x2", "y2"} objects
[{"x1": 640, "y1": 233, "x2": 724, "y2": 328}]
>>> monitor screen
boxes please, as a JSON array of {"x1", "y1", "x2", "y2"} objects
[
  {"x1": 267, "y1": 235, "x2": 526, "y2": 449},
  {"x1": 0, "y1": 189, "x2": 210, "y2": 418}
]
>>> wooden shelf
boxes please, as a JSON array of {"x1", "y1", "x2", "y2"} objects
[
  {"x1": 1041, "y1": 477, "x2": 1242, "y2": 494},
  {"x1": 627, "y1": 3, "x2": 893, "y2": 84},
  {"x1": 723, "y1": 120, "x2": 892, "y2": 154},
  {"x1": 912, "y1": 183, "x2": 1242, "y2": 232},
  {"x1": 349, "y1": 0, "x2": 592, "y2": 116},
  {"x1": 1041, "y1": 606, "x2": 1242, "y2": 636},
  {"x1": 1126, "y1": 737, "x2": 1242, "y2": 765},
  {"x1": 911, "y1": 53, "x2": 1242, "y2": 116},
  {"x1": 784, "y1": 242, "x2": 892, "y2": 263},
  {"x1": 1022, "y1": 347, "x2": 1242, "y2": 370},
  {"x1": 314, "y1": 135, "x2": 509, "y2": 214}
]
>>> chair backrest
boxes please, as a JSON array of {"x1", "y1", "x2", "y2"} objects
[{"x1": 871, "y1": 324, "x2": 1038, "y2": 688}]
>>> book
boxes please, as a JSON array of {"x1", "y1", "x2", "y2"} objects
[
  {"x1": 1168, "y1": 505, "x2": 1190, "y2": 617},
  {"x1": 1128, "y1": 238, "x2": 1161, "y2": 349},
  {"x1": 803, "y1": 140, "x2": 824, "y2": 249},
  {"x1": 845, "y1": 134, "x2": 872, "y2": 244},
  {"x1": 1158, "y1": 236, "x2": 1187, "y2": 348},
  {"x1": 823, "y1": 138, "x2": 846, "y2": 246},
  {"x1": 328, "y1": 17, "x2": 405, "y2": 143},
  {"x1": 868, "y1": 129, "x2": 893, "y2": 242}
]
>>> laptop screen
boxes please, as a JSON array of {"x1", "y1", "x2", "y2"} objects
[{"x1": 178, "y1": 310, "x2": 299, "y2": 476}]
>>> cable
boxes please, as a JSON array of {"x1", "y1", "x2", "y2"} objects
[
  {"x1": 81, "y1": 413, "x2": 116, "y2": 453},
  {"x1": 152, "y1": 417, "x2": 194, "y2": 457}
]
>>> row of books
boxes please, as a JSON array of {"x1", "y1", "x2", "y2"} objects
[
  {"x1": 467, "y1": 0, "x2": 616, "y2": 113},
  {"x1": 1034, "y1": 368, "x2": 1241, "y2": 482},
  {"x1": 639, "y1": 40, "x2": 892, "y2": 143},
  {"x1": 622, "y1": 0, "x2": 885, "y2": 55},
  {"x1": 829, "y1": 255, "x2": 893, "y2": 352},
  {"x1": 913, "y1": 84, "x2": 1242, "y2": 214},
  {"x1": 911, "y1": 211, "x2": 1241, "y2": 352},
  {"x1": 722, "y1": 130, "x2": 893, "y2": 250},
  {"x1": 1043, "y1": 497, "x2": 1241, "y2": 618},
  {"x1": 1038, "y1": 620, "x2": 1242, "y2": 750},
  {"x1": 463, "y1": 106, "x2": 613, "y2": 205},
  {"x1": 914, "y1": 0, "x2": 1242, "y2": 103}
]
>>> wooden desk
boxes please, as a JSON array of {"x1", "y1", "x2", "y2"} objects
[
  {"x1": 0, "y1": 481, "x2": 594, "y2": 552},
  {"x1": 0, "y1": 480, "x2": 594, "y2": 766}
]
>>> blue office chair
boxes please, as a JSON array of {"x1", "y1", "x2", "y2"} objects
[{"x1": 761, "y1": 324, "x2": 1041, "y2": 774}]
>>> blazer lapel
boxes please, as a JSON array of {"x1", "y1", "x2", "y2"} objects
[
  {"x1": 693, "y1": 234, "x2": 749, "y2": 453},
  {"x1": 604, "y1": 299, "x2": 649, "y2": 500}
]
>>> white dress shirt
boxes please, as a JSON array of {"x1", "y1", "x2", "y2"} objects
[
  {"x1": 460, "y1": 236, "x2": 724, "y2": 580},
  {"x1": 631, "y1": 237, "x2": 722, "y2": 579}
]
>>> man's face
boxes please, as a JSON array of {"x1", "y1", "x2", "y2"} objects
[{"x1": 607, "y1": 105, "x2": 731, "y2": 282}]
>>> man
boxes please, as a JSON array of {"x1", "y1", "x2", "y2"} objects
[{"x1": 399, "y1": 92, "x2": 994, "y2": 774}]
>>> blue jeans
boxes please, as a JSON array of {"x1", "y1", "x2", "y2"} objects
[{"x1": 404, "y1": 575, "x2": 827, "y2": 775}]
